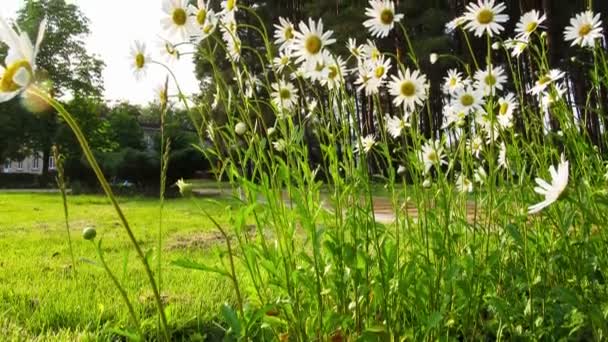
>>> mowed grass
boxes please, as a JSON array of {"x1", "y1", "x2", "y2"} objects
[{"x1": 0, "y1": 192, "x2": 240, "y2": 340}]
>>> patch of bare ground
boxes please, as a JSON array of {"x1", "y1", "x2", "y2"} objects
[{"x1": 165, "y1": 225, "x2": 263, "y2": 251}]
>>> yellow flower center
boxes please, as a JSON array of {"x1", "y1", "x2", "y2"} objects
[
  {"x1": 203, "y1": 23, "x2": 214, "y2": 34},
  {"x1": 172, "y1": 8, "x2": 187, "y2": 26},
  {"x1": 285, "y1": 27, "x2": 294, "y2": 40},
  {"x1": 380, "y1": 9, "x2": 394, "y2": 25},
  {"x1": 280, "y1": 56, "x2": 289, "y2": 65},
  {"x1": 525, "y1": 21, "x2": 538, "y2": 33},
  {"x1": 135, "y1": 53, "x2": 145, "y2": 69},
  {"x1": 375, "y1": 66, "x2": 385, "y2": 78},
  {"x1": 428, "y1": 151, "x2": 438, "y2": 163},
  {"x1": 484, "y1": 74, "x2": 496, "y2": 86},
  {"x1": 196, "y1": 9, "x2": 207, "y2": 25},
  {"x1": 0, "y1": 60, "x2": 32, "y2": 92},
  {"x1": 579, "y1": 23, "x2": 592, "y2": 36},
  {"x1": 279, "y1": 88, "x2": 291, "y2": 99},
  {"x1": 499, "y1": 102, "x2": 509, "y2": 115},
  {"x1": 305, "y1": 35, "x2": 322, "y2": 54},
  {"x1": 449, "y1": 78, "x2": 457, "y2": 87},
  {"x1": 226, "y1": 0, "x2": 236, "y2": 11},
  {"x1": 460, "y1": 94, "x2": 474, "y2": 107},
  {"x1": 538, "y1": 75, "x2": 552, "y2": 85},
  {"x1": 477, "y1": 9, "x2": 494, "y2": 24},
  {"x1": 400, "y1": 81, "x2": 416, "y2": 97},
  {"x1": 315, "y1": 61, "x2": 325, "y2": 72},
  {"x1": 371, "y1": 49, "x2": 380, "y2": 60},
  {"x1": 328, "y1": 65, "x2": 338, "y2": 79}
]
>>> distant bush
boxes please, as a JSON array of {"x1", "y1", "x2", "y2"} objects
[{"x1": 0, "y1": 172, "x2": 56, "y2": 189}]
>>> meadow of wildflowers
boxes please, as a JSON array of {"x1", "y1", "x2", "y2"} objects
[{"x1": 2, "y1": 0, "x2": 608, "y2": 340}]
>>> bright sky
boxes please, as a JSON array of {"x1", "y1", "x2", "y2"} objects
[{"x1": 3, "y1": 0, "x2": 200, "y2": 105}]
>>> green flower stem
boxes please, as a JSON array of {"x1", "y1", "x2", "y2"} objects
[
  {"x1": 28, "y1": 86, "x2": 170, "y2": 340},
  {"x1": 92, "y1": 240, "x2": 142, "y2": 339}
]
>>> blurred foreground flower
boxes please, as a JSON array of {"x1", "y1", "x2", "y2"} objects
[
  {"x1": 528, "y1": 155, "x2": 569, "y2": 214},
  {"x1": 0, "y1": 16, "x2": 46, "y2": 102}
]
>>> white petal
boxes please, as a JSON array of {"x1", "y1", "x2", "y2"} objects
[
  {"x1": 0, "y1": 90, "x2": 20, "y2": 103},
  {"x1": 12, "y1": 66, "x2": 30, "y2": 87}
]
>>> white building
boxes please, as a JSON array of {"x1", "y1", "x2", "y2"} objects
[{"x1": 2, "y1": 154, "x2": 55, "y2": 175}]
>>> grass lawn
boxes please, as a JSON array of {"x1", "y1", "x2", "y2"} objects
[{"x1": 0, "y1": 192, "x2": 240, "y2": 341}]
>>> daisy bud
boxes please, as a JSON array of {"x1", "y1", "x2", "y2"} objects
[
  {"x1": 397, "y1": 165, "x2": 406, "y2": 175},
  {"x1": 176, "y1": 178, "x2": 194, "y2": 197},
  {"x1": 430, "y1": 53, "x2": 438, "y2": 64},
  {"x1": 540, "y1": 31, "x2": 547, "y2": 39},
  {"x1": 423, "y1": 179, "x2": 431, "y2": 188},
  {"x1": 234, "y1": 122, "x2": 247, "y2": 135},
  {"x1": 267, "y1": 127, "x2": 276, "y2": 136},
  {"x1": 492, "y1": 42, "x2": 501, "y2": 50},
  {"x1": 82, "y1": 227, "x2": 97, "y2": 241}
]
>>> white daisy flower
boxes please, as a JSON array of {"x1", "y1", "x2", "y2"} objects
[
  {"x1": 161, "y1": 0, "x2": 196, "y2": 41},
  {"x1": 273, "y1": 51, "x2": 292, "y2": 73},
  {"x1": 419, "y1": 139, "x2": 447, "y2": 174},
  {"x1": 442, "y1": 105, "x2": 467, "y2": 129},
  {"x1": 564, "y1": 11, "x2": 603, "y2": 48},
  {"x1": 528, "y1": 69, "x2": 565, "y2": 95},
  {"x1": 157, "y1": 37, "x2": 180, "y2": 62},
  {"x1": 355, "y1": 64, "x2": 381, "y2": 96},
  {"x1": 464, "y1": 0, "x2": 509, "y2": 37},
  {"x1": 363, "y1": 0, "x2": 404, "y2": 38},
  {"x1": 292, "y1": 18, "x2": 336, "y2": 65},
  {"x1": 540, "y1": 82, "x2": 566, "y2": 112},
  {"x1": 234, "y1": 121, "x2": 247, "y2": 135},
  {"x1": 452, "y1": 85, "x2": 485, "y2": 114},
  {"x1": 361, "y1": 39, "x2": 381, "y2": 61},
  {"x1": 356, "y1": 134, "x2": 376, "y2": 154},
  {"x1": 322, "y1": 56, "x2": 347, "y2": 90},
  {"x1": 300, "y1": 49, "x2": 332, "y2": 82},
  {"x1": 443, "y1": 69, "x2": 465, "y2": 95},
  {"x1": 273, "y1": 139, "x2": 288, "y2": 152},
  {"x1": 271, "y1": 79, "x2": 299, "y2": 111},
  {"x1": 274, "y1": 17, "x2": 295, "y2": 51},
  {"x1": 474, "y1": 166, "x2": 487, "y2": 184},
  {"x1": 191, "y1": 0, "x2": 209, "y2": 28},
  {"x1": 467, "y1": 135, "x2": 484, "y2": 158},
  {"x1": 498, "y1": 142, "x2": 508, "y2": 170},
  {"x1": 347, "y1": 38, "x2": 364, "y2": 59},
  {"x1": 456, "y1": 173, "x2": 473, "y2": 193},
  {"x1": 225, "y1": 34, "x2": 242, "y2": 62},
  {"x1": 474, "y1": 64, "x2": 507, "y2": 95},
  {"x1": 0, "y1": 16, "x2": 46, "y2": 102},
  {"x1": 497, "y1": 93, "x2": 517, "y2": 129},
  {"x1": 199, "y1": 10, "x2": 219, "y2": 40},
  {"x1": 476, "y1": 111, "x2": 500, "y2": 143},
  {"x1": 445, "y1": 16, "x2": 466, "y2": 33},
  {"x1": 388, "y1": 68, "x2": 428, "y2": 112},
  {"x1": 385, "y1": 113, "x2": 410, "y2": 138},
  {"x1": 371, "y1": 55, "x2": 391, "y2": 84},
  {"x1": 504, "y1": 38, "x2": 528, "y2": 57},
  {"x1": 221, "y1": 0, "x2": 238, "y2": 16},
  {"x1": 528, "y1": 154, "x2": 569, "y2": 214},
  {"x1": 515, "y1": 10, "x2": 546, "y2": 40},
  {"x1": 130, "y1": 41, "x2": 151, "y2": 81},
  {"x1": 397, "y1": 165, "x2": 407, "y2": 175}
]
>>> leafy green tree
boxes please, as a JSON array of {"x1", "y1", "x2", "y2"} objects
[{"x1": 2, "y1": 0, "x2": 106, "y2": 180}]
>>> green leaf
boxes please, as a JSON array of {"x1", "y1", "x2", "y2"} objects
[
  {"x1": 171, "y1": 258, "x2": 231, "y2": 278},
  {"x1": 221, "y1": 303, "x2": 242, "y2": 337}
]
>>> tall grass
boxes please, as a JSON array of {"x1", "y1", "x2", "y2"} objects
[{"x1": 21, "y1": 0, "x2": 608, "y2": 340}]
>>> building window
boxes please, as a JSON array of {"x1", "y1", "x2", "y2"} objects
[
  {"x1": 49, "y1": 156, "x2": 55, "y2": 170},
  {"x1": 17, "y1": 160, "x2": 23, "y2": 170},
  {"x1": 32, "y1": 156, "x2": 40, "y2": 169},
  {"x1": 3, "y1": 160, "x2": 9, "y2": 172}
]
